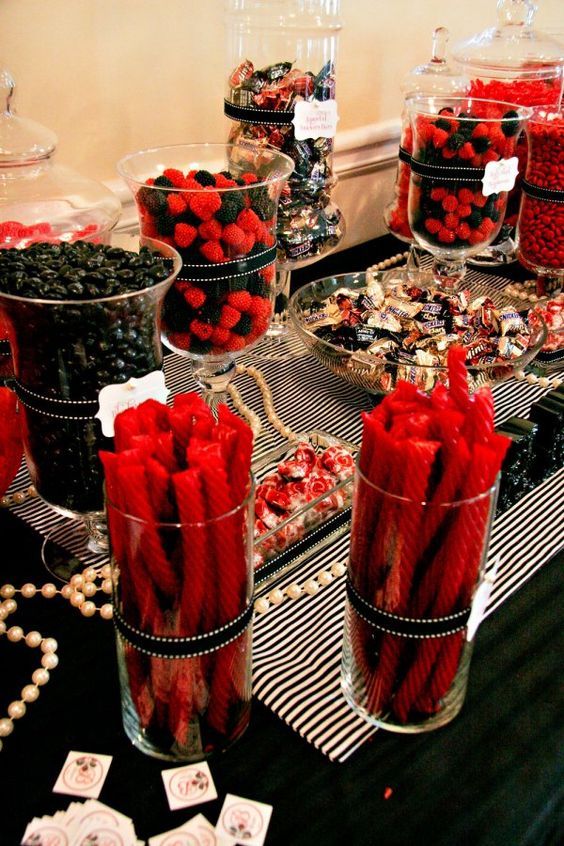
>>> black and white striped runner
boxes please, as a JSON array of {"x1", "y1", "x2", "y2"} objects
[{"x1": 4, "y1": 262, "x2": 563, "y2": 762}]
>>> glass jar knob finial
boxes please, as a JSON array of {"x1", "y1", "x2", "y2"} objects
[
  {"x1": 0, "y1": 69, "x2": 15, "y2": 114},
  {"x1": 496, "y1": 0, "x2": 537, "y2": 28},
  {"x1": 431, "y1": 26, "x2": 449, "y2": 64}
]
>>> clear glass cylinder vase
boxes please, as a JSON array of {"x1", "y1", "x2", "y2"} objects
[
  {"x1": 341, "y1": 464, "x2": 498, "y2": 732},
  {"x1": 107, "y1": 481, "x2": 255, "y2": 761}
]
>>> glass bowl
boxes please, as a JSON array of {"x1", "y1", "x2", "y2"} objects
[{"x1": 288, "y1": 269, "x2": 547, "y2": 395}]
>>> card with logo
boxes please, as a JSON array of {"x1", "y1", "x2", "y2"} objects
[
  {"x1": 52, "y1": 751, "x2": 113, "y2": 799},
  {"x1": 149, "y1": 814, "x2": 217, "y2": 846},
  {"x1": 161, "y1": 762, "x2": 218, "y2": 812},
  {"x1": 215, "y1": 795, "x2": 273, "y2": 846}
]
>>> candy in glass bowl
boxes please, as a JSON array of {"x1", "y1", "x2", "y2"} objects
[{"x1": 289, "y1": 269, "x2": 546, "y2": 395}]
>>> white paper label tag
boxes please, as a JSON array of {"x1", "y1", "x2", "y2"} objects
[
  {"x1": 161, "y1": 762, "x2": 218, "y2": 812},
  {"x1": 150, "y1": 814, "x2": 218, "y2": 846},
  {"x1": 52, "y1": 750, "x2": 113, "y2": 799},
  {"x1": 96, "y1": 370, "x2": 169, "y2": 438},
  {"x1": 481, "y1": 157, "x2": 519, "y2": 197},
  {"x1": 215, "y1": 794, "x2": 273, "y2": 846},
  {"x1": 292, "y1": 99, "x2": 339, "y2": 140}
]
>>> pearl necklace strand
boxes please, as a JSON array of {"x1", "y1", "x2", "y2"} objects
[{"x1": 0, "y1": 566, "x2": 113, "y2": 752}]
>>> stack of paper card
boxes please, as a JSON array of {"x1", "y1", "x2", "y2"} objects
[{"x1": 21, "y1": 799, "x2": 143, "y2": 845}]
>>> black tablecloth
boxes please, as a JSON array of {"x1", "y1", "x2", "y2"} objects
[{"x1": 1, "y1": 235, "x2": 563, "y2": 845}]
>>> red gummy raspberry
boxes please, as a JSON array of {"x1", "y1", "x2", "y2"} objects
[
  {"x1": 199, "y1": 240, "x2": 225, "y2": 263},
  {"x1": 479, "y1": 217, "x2": 496, "y2": 236},
  {"x1": 472, "y1": 123, "x2": 489, "y2": 139},
  {"x1": 260, "y1": 263, "x2": 275, "y2": 283},
  {"x1": 174, "y1": 223, "x2": 197, "y2": 248},
  {"x1": 227, "y1": 290, "x2": 252, "y2": 311},
  {"x1": 473, "y1": 193, "x2": 488, "y2": 208},
  {"x1": 215, "y1": 173, "x2": 237, "y2": 188},
  {"x1": 483, "y1": 149, "x2": 500, "y2": 164},
  {"x1": 145, "y1": 178, "x2": 155, "y2": 186},
  {"x1": 219, "y1": 304, "x2": 241, "y2": 329},
  {"x1": 210, "y1": 326, "x2": 231, "y2": 347},
  {"x1": 438, "y1": 227, "x2": 456, "y2": 244},
  {"x1": 240, "y1": 172, "x2": 259, "y2": 185},
  {"x1": 189, "y1": 190, "x2": 222, "y2": 221},
  {"x1": 458, "y1": 188, "x2": 475, "y2": 204},
  {"x1": 166, "y1": 331, "x2": 191, "y2": 350},
  {"x1": 458, "y1": 142, "x2": 475, "y2": 160},
  {"x1": 251, "y1": 315, "x2": 271, "y2": 335},
  {"x1": 468, "y1": 229, "x2": 485, "y2": 246},
  {"x1": 249, "y1": 295, "x2": 272, "y2": 318},
  {"x1": 241, "y1": 231, "x2": 256, "y2": 254},
  {"x1": 163, "y1": 168, "x2": 187, "y2": 188},
  {"x1": 442, "y1": 195, "x2": 458, "y2": 213},
  {"x1": 190, "y1": 319, "x2": 214, "y2": 341},
  {"x1": 236, "y1": 208, "x2": 261, "y2": 233},
  {"x1": 432, "y1": 128, "x2": 449, "y2": 149},
  {"x1": 222, "y1": 223, "x2": 246, "y2": 250},
  {"x1": 424, "y1": 218, "x2": 442, "y2": 235},
  {"x1": 185, "y1": 177, "x2": 203, "y2": 191},
  {"x1": 442, "y1": 147, "x2": 457, "y2": 159},
  {"x1": 167, "y1": 193, "x2": 187, "y2": 216},
  {"x1": 457, "y1": 204, "x2": 472, "y2": 218},
  {"x1": 444, "y1": 213, "x2": 459, "y2": 231},
  {"x1": 455, "y1": 222, "x2": 471, "y2": 240},
  {"x1": 225, "y1": 333, "x2": 248, "y2": 352},
  {"x1": 184, "y1": 286, "x2": 206, "y2": 309},
  {"x1": 198, "y1": 219, "x2": 223, "y2": 241},
  {"x1": 430, "y1": 188, "x2": 448, "y2": 202}
]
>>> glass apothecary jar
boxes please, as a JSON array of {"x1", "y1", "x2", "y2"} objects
[
  {"x1": 224, "y1": 0, "x2": 345, "y2": 271},
  {"x1": 385, "y1": 27, "x2": 469, "y2": 245},
  {"x1": 0, "y1": 69, "x2": 121, "y2": 250},
  {"x1": 452, "y1": 1, "x2": 564, "y2": 262}
]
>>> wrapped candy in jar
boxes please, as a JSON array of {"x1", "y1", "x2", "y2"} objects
[
  {"x1": 453, "y1": 0, "x2": 564, "y2": 249},
  {"x1": 384, "y1": 27, "x2": 469, "y2": 244},
  {"x1": 224, "y1": 0, "x2": 345, "y2": 270},
  {"x1": 517, "y1": 108, "x2": 564, "y2": 291}
]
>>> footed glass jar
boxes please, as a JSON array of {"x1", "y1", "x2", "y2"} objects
[{"x1": 224, "y1": 0, "x2": 345, "y2": 271}]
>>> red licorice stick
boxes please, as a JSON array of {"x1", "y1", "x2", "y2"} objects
[
  {"x1": 168, "y1": 657, "x2": 195, "y2": 748},
  {"x1": 125, "y1": 647, "x2": 154, "y2": 729},
  {"x1": 205, "y1": 638, "x2": 239, "y2": 737},
  {"x1": 447, "y1": 345, "x2": 470, "y2": 411},
  {"x1": 462, "y1": 388, "x2": 494, "y2": 446},
  {"x1": 153, "y1": 431, "x2": 178, "y2": 473},
  {"x1": 134, "y1": 399, "x2": 171, "y2": 434},
  {"x1": 172, "y1": 467, "x2": 210, "y2": 636},
  {"x1": 113, "y1": 408, "x2": 142, "y2": 451},
  {"x1": 145, "y1": 456, "x2": 174, "y2": 521},
  {"x1": 218, "y1": 404, "x2": 254, "y2": 503}
]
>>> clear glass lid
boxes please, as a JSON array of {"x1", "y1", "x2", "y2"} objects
[
  {"x1": 453, "y1": 0, "x2": 564, "y2": 71},
  {"x1": 402, "y1": 27, "x2": 469, "y2": 96},
  {"x1": 0, "y1": 69, "x2": 57, "y2": 165}
]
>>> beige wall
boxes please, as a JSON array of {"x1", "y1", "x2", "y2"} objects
[{"x1": 1, "y1": 0, "x2": 562, "y2": 184}]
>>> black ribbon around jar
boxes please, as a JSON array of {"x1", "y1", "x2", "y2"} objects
[
  {"x1": 409, "y1": 158, "x2": 486, "y2": 183},
  {"x1": 398, "y1": 146, "x2": 412, "y2": 165},
  {"x1": 224, "y1": 99, "x2": 294, "y2": 126},
  {"x1": 346, "y1": 579, "x2": 471, "y2": 638},
  {"x1": 113, "y1": 600, "x2": 254, "y2": 658},
  {"x1": 521, "y1": 179, "x2": 564, "y2": 204},
  {"x1": 9, "y1": 378, "x2": 100, "y2": 421},
  {"x1": 177, "y1": 245, "x2": 277, "y2": 284}
]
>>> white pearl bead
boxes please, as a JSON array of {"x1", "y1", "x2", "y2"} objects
[
  {"x1": 70, "y1": 574, "x2": 84, "y2": 588},
  {"x1": 101, "y1": 564, "x2": 111, "y2": 579},
  {"x1": 101, "y1": 579, "x2": 113, "y2": 595},
  {"x1": 7, "y1": 626, "x2": 24, "y2": 642},
  {"x1": 254, "y1": 597, "x2": 270, "y2": 614},
  {"x1": 60, "y1": 584, "x2": 73, "y2": 599},
  {"x1": 0, "y1": 584, "x2": 15, "y2": 598},
  {"x1": 552, "y1": 377, "x2": 562, "y2": 388},
  {"x1": 526, "y1": 374, "x2": 538, "y2": 385},
  {"x1": 82, "y1": 567, "x2": 97, "y2": 582},
  {"x1": 269, "y1": 588, "x2": 285, "y2": 605},
  {"x1": 28, "y1": 485, "x2": 37, "y2": 497},
  {"x1": 7, "y1": 701, "x2": 26, "y2": 719},
  {"x1": 0, "y1": 718, "x2": 14, "y2": 737},
  {"x1": 538, "y1": 377, "x2": 550, "y2": 388},
  {"x1": 514, "y1": 369, "x2": 526, "y2": 380},
  {"x1": 317, "y1": 570, "x2": 333, "y2": 586},
  {"x1": 0, "y1": 621, "x2": 6, "y2": 635},
  {"x1": 21, "y1": 583, "x2": 37, "y2": 599},
  {"x1": 25, "y1": 631, "x2": 42, "y2": 648},
  {"x1": 99, "y1": 604, "x2": 113, "y2": 620},
  {"x1": 70, "y1": 591, "x2": 85, "y2": 607},
  {"x1": 32, "y1": 668, "x2": 49, "y2": 686},
  {"x1": 21, "y1": 684, "x2": 40, "y2": 703},
  {"x1": 286, "y1": 583, "x2": 302, "y2": 600},
  {"x1": 41, "y1": 637, "x2": 58, "y2": 654},
  {"x1": 331, "y1": 562, "x2": 347, "y2": 577},
  {"x1": 80, "y1": 601, "x2": 97, "y2": 617},
  {"x1": 304, "y1": 579, "x2": 319, "y2": 596},
  {"x1": 2, "y1": 598, "x2": 17, "y2": 614},
  {"x1": 0, "y1": 607, "x2": 8, "y2": 621},
  {"x1": 41, "y1": 652, "x2": 59, "y2": 670},
  {"x1": 41, "y1": 583, "x2": 58, "y2": 599}
]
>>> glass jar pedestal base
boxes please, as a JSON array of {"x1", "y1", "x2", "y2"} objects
[{"x1": 41, "y1": 513, "x2": 108, "y2": 582}]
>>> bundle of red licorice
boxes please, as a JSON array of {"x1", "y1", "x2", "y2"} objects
[
  {"x1": 349, "y1": 346, "x2": 510, "y2": 725},
  {"x1": 100, "y1": 393, "x2": 253, "y2": 754}
]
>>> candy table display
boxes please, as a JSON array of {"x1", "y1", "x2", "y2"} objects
[
  {"x1": 118, "y1": 143, "x2": 293, "y2": 400},
  {"x1": 406, "y1": 96, "x2": 531, "y2": 290},
  {"x1": 341, "y1": 346, "x2": 509, "y2": 732}
]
